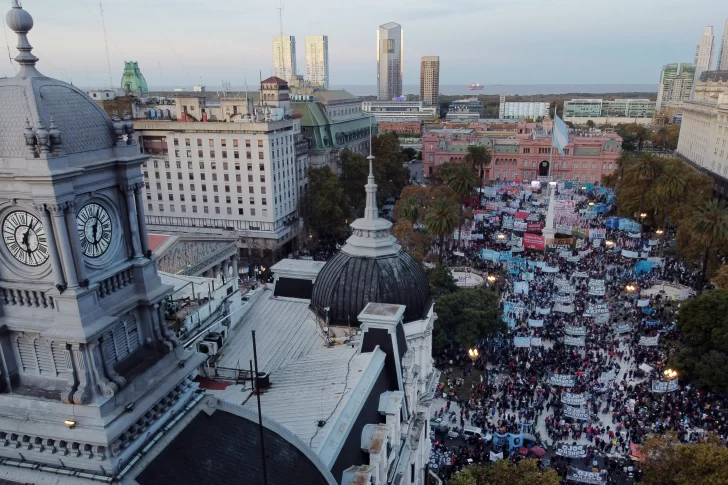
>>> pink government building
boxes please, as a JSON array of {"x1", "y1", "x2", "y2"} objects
[{"x1": 422, "y1": 120, "x2": 623, "y2": 183}]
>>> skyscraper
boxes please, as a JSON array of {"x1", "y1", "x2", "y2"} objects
[
  {"x1": 377, "y1": 22, "x2": 403, "y2": 101},
  {"x1": 305, "y1": 35, "x2": 329, "y2": 88},
  {"x1": 718, "y1": 19, "x2": 728, "y2": 70},
  {"x1": 656, "y1": 63, "x2": 696, "y2": 110},
  {"x1": 692, "y1": 26, "x2": 715, "y2": 98},
  {"x1": 272, "y1": 35, "x2": 296, "y2": 82},
  {"x1": 420, "y1": 56, "x2": 440, "y2": 107}
]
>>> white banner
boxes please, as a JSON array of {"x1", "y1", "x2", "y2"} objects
[
  {"x1": 528, "y1": 319, "x2": 544, "y2": 327},
  {"x1": 514, "y1": 336, "x2": 531, "y2": 347},
  {"x1": 651, "y1": 379, "x2": 679, "y2": 393},
  {"x1": 564, "y1": 325, "x2": 587, "y2": 336},
  {"x1": 489, "y1": 450, "x2": 504, "y2": 461},
  {"x1": 548, "y1": 373, "x2": 576, "y2": 387},
  {"x1": 621, "y1": 249, "x2": 640, "y2": 258},
  {"x1": 639, "y1": 335, "x2": 660, "y2": 346},
  {"x1": 614, "y1": 323, "x2": 632, "y2": 334},
  {"x1": 561, "y1": 392, "x2": 588, "y2": 406},
  {"x1": 637, "y1": 298, "x2": 650, "y2": 307},
  {"x1": 598, "y1": 369, "x2": 617, "y2": 385},
  {"x1": 542, "y1": 265, "x2": 559, "y2": 273},
  {"x1": 537, "y1": 307, "x2": 551, "y2": 315},
  {"x1": 563, "y1": 405, "x2": 591, "y2": 420},
  {"x1": 564, "y1": 335, "x2": 586, "y2": 346},
  {"x1": 531, "y1": 337, "x2": 542, "y2": 347},
  {"x1": 514, "y1": 281, "x2": 529, "y2": 295},
  {"x1": 555, "y1": 294, "x2": 574, "y2": 304},
  {"x1": 554, "y1": 303, "x2": 575, "y2": 314},
  {"x1": 588, "y1": 279, "x2": 606, "y2": 296},
  {"x1": 584, "y1": 302, "x2": 609, "y2": 316}
]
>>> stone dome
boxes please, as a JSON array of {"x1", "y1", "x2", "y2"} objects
[
  {"x1": 310, "y1": 154, "x2": 431, "y2": 326},
  {"x1": 311, "y1": 248, "x2": 431, "y2": 327},
  {"x1": 0, "y1": 1, "x2": 117, "y2": 159}
]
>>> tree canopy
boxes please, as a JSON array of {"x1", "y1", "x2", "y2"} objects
[
  {"x1": 674, "y1": 290, "x2": 728, "y2": 393},
  {"x1": 640, "y1": 432, "x2": 728, "y2": 485},
  {"x1": 426, "y1": 264, "x2": 459, "y2": 299},
  {"x1": 303, "y1": 166, "x2": 352, "y2": 244},
  {"x1": 433, "y1": 287, "x2": 503, "y2": 353},
  {"x1": 447, "y1": 459, "x2": 560, "y2": 485}
]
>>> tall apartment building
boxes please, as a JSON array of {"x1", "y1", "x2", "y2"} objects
[
  {"x1": 718, "y1": 19, "x2": 728, "y2": 70},
  {"x1": 499, "y1": 101, "x2": 550, "y2": 120},
  {"x1": 677, "y1": 71, "x2": 728, "y2": 196},
  {"x1": 693, "y1": 27, "x2": 715, "y2": 98},
  {"x1": 377, "y1": 22, "x2": 403, "y2": 101},
  {"x1": 420, "y1": 56, "x2": 440, "y2": 107},
  {"x1": 136, "y1": 79, "x2": 305, "y2": 263},
  {"x1": 272, "y1": 35, "x2": 296, "y2": 82},
  {"x1": 305, "y1": 35, "x2": 329, "y2": 88},
  {"x1": 656, "y1": 63, "x2": 696, "y2": 110}
]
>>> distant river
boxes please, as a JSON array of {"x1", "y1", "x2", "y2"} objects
[{"x1": 330, "y1": 84, "x2": 656, "y2": 97}]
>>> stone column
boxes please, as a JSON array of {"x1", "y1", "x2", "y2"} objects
[
  {"x1": 64, "y1": 201, "x2": 88, "y2": 285},
  {"x1": 123, "y1": 185, "x2": 143, "y2": 258},
  {"x1": 48, "y1": 203, "x2": 79, "y2": 287},
  {"x1": 133, "y1": 183, "x2": 150, "y2": 256},
  {"x1": 33, "y1": 203, "x2": 65, "y2": 289},
  {"x1": 71, "y1": 343, "x2": 93, "y2": 405}
]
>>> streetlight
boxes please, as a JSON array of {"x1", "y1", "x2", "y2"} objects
[
  {"x1": 663, "y1": 368, "x2": 678, "y2": 381},
  {"x1": 487, "y1": 274, "x2": 497, "y2": 284},
  {"x1": 640, "y1": 213, "x2": 647, "y2": 220},
  {"x1": 605, "y1": 240, "x2": 615, "y2": 248},
  {"x1": 497, "y1": 233, "x2": 506, "y2": 241},
  {"x1": 468, "y1": 348, "x2": 479, "y2": 361},
  {"x1": 588, "y1": 201, "x2": 595, "y2": 207},
  {"x1": 625, "y1": 284, "x2": 637, "y2": 293},
  {"x1": 656, "y1": 229, "x2": 664, "y2": 235}
]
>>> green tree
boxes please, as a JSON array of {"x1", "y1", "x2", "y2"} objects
[
  {"x1": 425, "y1": 198, "x2": 458, "y2": 264},
  {"x1": 713, "y1": 264, "x2": 728, "y2": 289},
  {"x1": 691, "y1": 199, "x2": 728, "y2": 291},
  {"x1": 615, "y1": 150, "x2": 633, "y2": 182},
  {"x1": 400, "y1": 197, "x2": 420, "y2": 224},
  {"x1": 391, "y1": 219, "x2": 432, "y2": 262},
  {"x1": 447, "y1": 164, "x2": 478, "y2": 249},
  {"x1": 463, "y1": 145, "x2": 492, "y2": 184},
  {"x1": 433, "y1": 287, "x2": 502, "y2": 353},
  {"x1": 633, "y1": 152, "x2": 660, "y2": 220},
  {"x1": 640, "y1": 432, "x2": 728, "y2": 485},
  {"x1": 654, "y1": 164, "x2": 687, "y2": 247},
  {"x1": 674, "y1": 290, "x2": 728, "y2": 393},
  {"x1": 447, "y1": 459, "x2": 560, "y2": 485},
  {"x1": 304, "y1": 166, "x2": 352, "y2": 243},
  {"x1": 340, "y1": 149, "x2": 369, "y2": 216},
  {"x1": 426, "y1": 264, "x2": 458, "y2": 299}
]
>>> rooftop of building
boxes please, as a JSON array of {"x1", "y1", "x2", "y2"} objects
[
  {"x1": 699, "y1": 70, "x2": 728, "y2": 83},
  {"x1": 313, "y1": 90, "x2": 359, "y2": 104}
]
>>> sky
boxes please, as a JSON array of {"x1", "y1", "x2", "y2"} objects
[{"x1": 2, "y1": 0, "x2": 727, "y2": 89}]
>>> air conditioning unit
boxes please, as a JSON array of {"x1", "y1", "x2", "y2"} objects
[{"x1": 196, "y1": 340, "x2": 219, "y2": 356}]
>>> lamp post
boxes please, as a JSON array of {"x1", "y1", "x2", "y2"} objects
[
  {"x1": 468, "y1": 348, "x2": 479, "y2": 361},
  {"x1": 661, "y1": 368, "x2": 678, "y2": 417}
]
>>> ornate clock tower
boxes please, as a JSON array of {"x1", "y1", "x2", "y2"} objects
[{"x1": 0, "y1": 1, "x2": 204, "y2": 478}]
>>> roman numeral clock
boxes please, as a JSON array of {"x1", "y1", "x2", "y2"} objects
[
  {"x1": 2, "y1": 210, "x2": 49, "y2": 266},
  {"x1": 76, "y1": 203, "x2": 112, "y2": 258}
]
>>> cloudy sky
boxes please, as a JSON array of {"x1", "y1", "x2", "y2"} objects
[{"x1": 3, "y1": 0, "x2": 726, "y2": 88}]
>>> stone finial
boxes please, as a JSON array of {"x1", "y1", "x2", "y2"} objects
[
  {"x1": 7, "y1": 0, "x2": 40, "y2": 76},
  {"x1": 48, "y1": 117, "x2": 62, "y2": 156},
  {"x1": 35, "y1": 119, "x2": 50, "y2": 154},
  {"x1": 122, "y1": 110, "x2": 134, "y2": 144},
  {"x1": 111, "y1": 111, "x2": 124, "y2": 144},
  {"x1": 23, "y1": 119, "x2": 37, "y2": 157}
]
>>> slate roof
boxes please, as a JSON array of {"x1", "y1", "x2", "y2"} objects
[
  {"x1": 311, "y1": 250, "x2": 432, "y2": 327},
  {"x1": 262, "y1": 76, "x2": 289, "y2": 85},
  {"x1": 216, "y1": 296, "x2": 324, "y2": 372},
  {"x1": 135, "y1": 408, "x2": 333, "y2": 485}
]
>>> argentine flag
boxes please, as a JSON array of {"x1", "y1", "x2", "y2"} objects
[{"x1": 552, "y1": 115, "x2": 569, "y2": 155}]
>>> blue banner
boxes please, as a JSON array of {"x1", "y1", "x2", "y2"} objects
[
  {"x1": 634, "y1": 260, "x2": 654, "y2": 274},
  {"x1": 499, "y1": 251, "x2": 512, "y2": 262},
  {"x1": 641, "y1": 307, "x2": 654, "y2": 315},
  {"x1": 493, "y1": 433, "x2": 509, "y2": 452},
  {"x1": 606, "y1": 217, "x2": 619, "y2": 229},
  {"x1": 508, "y1": 433, "x2": 524, "y2": 450},
  {"x1": 482, "y1": 249, "x2": 499, "y2": 262}
]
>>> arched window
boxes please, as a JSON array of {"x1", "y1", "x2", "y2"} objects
[
  {"x1": 592, "y1": 163, "x2": 597, "y2": 170},
  {"x1": 562, "y1": 161, "x2": 567, "y2": 169},
  {"x1": 583, "y1": 162, "x2": 588, "y2": 169},
  {"x1": 608, "y1": 163, "x2": 613, "y2": 170},
  {"x1": 532, "y1": 161, "x2": 537, "y2": 168},
  {"x1": 602, "y1": 163, "x2": 606, "y2": 170},
  {"x1": 524, "y1": 160, "x2": 528, "y2": 168},
  {"x1": 573, "y1": 162, "x2": 578, "y2": 169}
]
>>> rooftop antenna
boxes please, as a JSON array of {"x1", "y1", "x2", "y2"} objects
[{"x1": 99, "y1": 0, "x2": 113, "y2": 89}]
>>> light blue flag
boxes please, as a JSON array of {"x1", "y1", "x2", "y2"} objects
[{"x1": 552, "y1": 115, "x2": 569, "y2": 155}]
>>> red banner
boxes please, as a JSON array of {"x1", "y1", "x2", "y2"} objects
[
  {"x1": 527, "y1": 223, "x2": 542, "y2": 233},
  {"x1": 523, "y1": 233, "x2": 545, "y2": 251},
  {"x1": 515, "y1": 211, "x2": 529, "y2": 219}
]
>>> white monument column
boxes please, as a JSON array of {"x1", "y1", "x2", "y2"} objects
[{"x1": 542, "y1": 181, "x2": 557, "y2": 243}]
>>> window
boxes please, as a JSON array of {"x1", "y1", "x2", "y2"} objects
[
  {"x1": 177, "y1": 172, "x2": 183, "y2": 180},
  {"x1": 203, "y1": 206, "x2": 209, "y2": 213},
  {"x1": 214, "y1": 196, "x2": 219, "y2": 203},
  {"x1": 167, "y1": 183, "x2": 173, "y2": 190},
  {"x1": 215, "y1": 207, "x2": 220, "y2": 214},
  {"x1": 166, "y1": 172, "x2": 171, "y2": 180},
  {"x1": 234, "y1": 151, "x2": 240, "y2": 159},
  {"x1": 250, "y1": 208, "x2": 255, "y2": 216},
  {"x1": 192, "y1": 206, "x2": 198, "y2": 213},
  {"x1": 210, "y1": 150, "x2": 216, "y2": 158},
  {"x1": 188, "y1": 161, "x2": 193, "y2": 169},
  {"x1": 212, "y1": 174, "x2": 218, "y2": 181},
  {"x1": 248, "y1": 175, "x2": 254, "y2": 182},
  {"x1": 259, "y1": 163, "x2": 265, "y2": 171},
  {"x1": 174, "y1": 138, "x2": 179, "y2": 146},
  {"x1": 262, "y1": 197, "x2": 267, "y2": 206},
  {"x1": 260, "y1": 175, "x2": 265, "y2": 183},
  {"x1": 221, "y1": 139, "x2": 227, "y2": 147},
  {"x1": 259, "y1": 152, "x2": 264, "y2": 160},
  {"x1": 233, "y1": 139, "x2": 239, "y2": 148},
  {"x1": 198, "y1": 150, "x2": 203, "y2": 158},
  {"x1": 245, "y1": 139, "x2": 251, "y2": 148},
  {"x1": 146, "y1": 193, "x2": 151, "y2": 200},
  {"x1": 213, "y1": 185, "x2": 218, "y2": 192},
  {"x1": 223, "y1": 162, "x2": 229, "y2": 170},
  {"x1": 143, "y1": 171, "x2": 149, "y2": 178},
  {"x1": 227, "y1": 207, "x2": 232, "y2": 214},
  {"x1": 148, "y1": 203, "x2": 152, "y2": 211},
  {"x1": 197, "y1": 138, "x2": 202, "y2": 147},
  {"x1": 246, "y1": 151, "x2": 252, "y2": 160},
  {"x1": 258, "y1": 140, "x2": 263, "y2": 148},
  {"x1": 222, "y1": 151, "x2": 228, "y2": 159},
  {"x1": 168, "y1": 194, "x2": 174, "y2": 201},
  {"x1": 225, "y1": 185, "x2": 230, "y2": 192},
  {"x1": 186, "y1": 150, "x2": 191, "y2": 158},
  {"x1": 250, "y1": 197, "x2": 255, "y2": 205},
  {"x1": 170, "y1": 205, "x2": 175, "y2": 212},
  {"x1": 209, "y1": 139, "x2": 215, "y2": 147},
  {"x1": 236, "y1": 174, "x2": 241, "y2": 182},
  {"x1": 237, "y1": 186, "x2": 242, "y2": 193},
  {"x1": 181, "y1": 205, "x2": 186, "y2": 213},
  {"x1": 158, "y1": 204, "x2": 164, "y2": 211},
  {"x1": 185, "y1": 138, "x2": 191, "y2": 147},
  {"x1": 249, "y1": 186, "x2": 255, "y2": 194},
  {"x1": 202, "y1": 185, "x2": 207, "y2": 192},
  {"x1": 174, "y1": 150, "x2": 180, "y2": 158},
  {"x1": 191, "y1": 194, "x2": 197, "y2": 202},
  {"x1": 261, "y1": 187, "x2": 266, "y2": 194},
  {"x1": 200, "y1": 173, "x2": 206, "y2": 181},
  {"x1": 238, "y1": 208, "x2": 244, "y2": 215},
  {"x1": 247, "y1": 163, "x2": 253, "y2": 171},
  {"x1": 164, "y1": 160, "x2": 170, "y2": 169}
]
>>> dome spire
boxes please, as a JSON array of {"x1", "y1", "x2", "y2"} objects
[
  {"x1": 6, "y1": 0, "x2": 40, "y2": 77},
  {"x1": 364, "y1": 118, "x2": 379, "y2": 221}
]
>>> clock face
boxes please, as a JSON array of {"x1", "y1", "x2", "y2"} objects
[
  {"x1": 76, "y1": 203, "x2": 113, "y2": 258},
  {"x1": 2, "y1": 211, "x2": 50, "y2": 267}
]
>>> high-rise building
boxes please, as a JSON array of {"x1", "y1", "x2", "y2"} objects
[
  {"x1": 272, "y1": 35, "x2": 296, "y2": 82},
  {"x1": 419, "y1": 56, "x2": 439, "y2": 107},
  {"x1": 656, "y1": 63, "x2": 696, "y2": 110},
  {"x1": 692, "y1": 26, "x2": 715, "y2": 98},
  {"x1": 718, "y1": 19, "x2": 728, "y2": 70},
  {"x1": 377, "y1": 22, "x2": 403, "y2": 101},
  {"x1": 305, "y1": 35, "x2": 329, "y2": 89}
]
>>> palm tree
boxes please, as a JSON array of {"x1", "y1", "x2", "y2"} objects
[
  {"x1": 654, "y1": 165, "x2": 687, "y2": 252},
  {"x1": 425, "y1": 199, "x2": 458, "y2": 264},
  {"x1": 447, "y1": 164, "x2": 478, "y2": 249},
  {"x1": 436, "y1": 162, "x2": 455, "y2": 186},
  {"x1": 401, "y1": 197, "x2": 420, "y2": 224},
  {"x1": 633, "y1": 153, "x2": 660, "y2": 221},
  {"x1": 464, "y1": 145, "x2": 492, "y2": 185},
  {"x1": 615, "y1": 151, "x2": 633, "y2": 183},
  {"x1": 692, "y1": 199, "x2": 728, "y2": 291}
]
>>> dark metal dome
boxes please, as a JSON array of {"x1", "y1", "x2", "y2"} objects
[{"x1": 311, "y1": 249, "x2": 432, "y2": 327}]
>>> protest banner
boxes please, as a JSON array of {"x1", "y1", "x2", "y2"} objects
[
  {"x1": 614, "y1": 323, "x2": 632, "y2": 334},
  {"x1": 598, "y1": 369, "x2": 617, "y2": 385},
  {"x1": 564, "y1": 325, "x2": 587, "y2": 336},
  {"x1": 589, "y1": 228, "x2": 607, "y2": 239},
  {"x1": 637, "y1": 298, "x2": 650, "y2": 307},
  {"x1": 528, "y1": 318, "x2": 544, "y2": 327},
  {"x1": 563, "y1": 405, "x2": 590, "y2": 420},
  {"x1": 651, "y1": 379, "x2": 679, "y2": 393},
  {"x1": 639, "y1": 335, "x2": 660, "y2": 346},
  {"x1": 542, "y1": 265, "x2": 559, "y2": 273},
  {"x1": 621, "y1": 249, "x2": 640, "y2": 258},
  {"x1": 554, "y1": 303, "x2": 575, "y2": 314},
  {"x1": 561, "y1": 392, "x2": 588, "y2": 406},
  {"x1": 555, "y1": 443, "x2": 588, "y2": 458},
  {"x1": 537, "y1": 307, "x2": 551, "y2": 315},
  {"x1": 564, "y1": 335, "x2": 586, "y2": 346},
  {"x1": 588, "y1": 279, "x2": 606, "y2": 296},
  {"x1": 530, "y1": 337, "x2": 542, "y2": 347},
  {"x1": 555, "y1": 294, "x2": 574, "y2": 304},
  {"x1": 513, "y1": 221, "x2": 528, "y2": 232},
  {"x1": 513, "y1": 336, "x2": 531, "y2": 348},
  {"x1": 584, "y1": 302, "x2": 609, "y2": 316},
  {"x1": 527, "y1": 223, "x2": 542, "y2": 233},
  {"x1": 492, "y1": 433, "x2": 508, "y2": 452},
  {"x1": 567, "y1": 468, "x2": 605, "y2": 484},
  {"x1": 523, "y1": 233, "x2": 545, "y2": 251},
  {"x1": 489, "y1": 450, "x2": 503, "y2": 461},
  {"x1": 481, "y1": 249, "x2": 499, "y2": 262},
  {"x1": 514, "y1": 281, "x2": 529, "y2": 295},
  {"x1": 548, "y1": 373, "x2": 576, "y2": 387}
]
